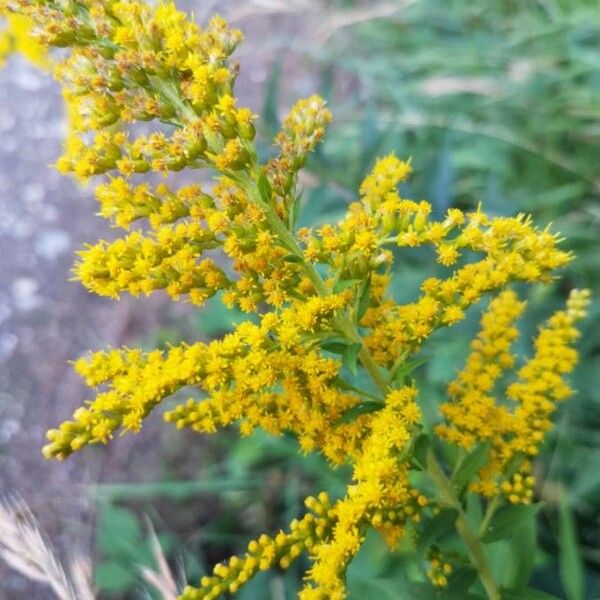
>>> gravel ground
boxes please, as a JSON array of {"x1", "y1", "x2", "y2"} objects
[{"x1": 0, "y1": 1, "x2": 334, "y2": 597}]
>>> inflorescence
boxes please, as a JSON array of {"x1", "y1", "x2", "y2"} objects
[{"x1": 0, "y1": 1, "x2": 591, "y2": 598}]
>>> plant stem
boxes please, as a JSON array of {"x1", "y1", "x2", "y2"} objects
[
  {"x1": 238, "y1": 172, "x2": 390, "y2": 397},
  {"x1": 159, "y1": 79, "x2": 391, "y2": 398},
  {"x1": 427, "y1": 448, "x2": 501, "y2": 600}
]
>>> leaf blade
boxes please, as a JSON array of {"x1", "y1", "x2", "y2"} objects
[
  {"x1": 336, "y1": 401, "x2": 384, "y2": 425},
  {"x1": 452, "y1": 440, "x2": 492, "y2": 495},
  {"x1": 558, "y1": 491, "x2": 585, "y2": 600}
]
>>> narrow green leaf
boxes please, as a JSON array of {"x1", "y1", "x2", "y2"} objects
[
  {"x1": 409, "y1": 470, "x2": 438, "y2": 498},
  {"x1": 282, "y1": 253, "x2": 303, "y2": 263},
  {"x1": 288, "y1": 191, "x2": 302, "y2": 230},
  {"x1": 332, "y1": 375, "x2": 365, "y2": 393},
  {"x1": 159, "y1": 118, "x2": 183, "y2": 129},
  {"x1": 321, "y1": 339, "x2": 350, "y2": 355},
  {"x1": 337, "y1": 401, "x2": 384, "y2": 425},
  {"x1": 331, "y1": 376, "x2": 381, "y2": 401},
  {"x1": 481, "y1": 503, "x2": 541, "y2": 543},
  {"x1": 445, "y1": 567, "x2": 478, "y2": 597},
  {"x1": 417, "y1": 508, "x2": 459, "y2": 554},
  {"x1": 411, "y1": 432, "x2": 431, "y2": 469},
  {"x1": 343, "y1": 342, "x2": 362, "y2": 375},
  {"x1": 257, "y1": 170, "x2": 272, "y2": 203},
  {"x1": 502, "y1": 454, "x2": 525, "y2": 479},
  {"x1": 333, "y1": 278, "x2": 361, "y2": 293},
  {"x1": 505, "y1": 508, "x2": 537, "y2": 590},
  {"x1": 408, "y1": 580, "x2": 483, "y2": 600},
  {"x1": 558, "y1": 492, "x2": 585, "y2": 600},
  {"x1": 390, "y1": 357, "x2": 429, "y2": 384},
  {"x1": 356, "y1": 276, "x2": 371, "y2": 321},
  {"x1": 452, "y1": 440, "x2": 492, "y2": 494},
  {"x1": 502, "y1": 589, "x2": 564, "y2": 600}
]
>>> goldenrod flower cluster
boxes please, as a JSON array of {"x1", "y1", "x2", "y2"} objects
[
  {"x1": 180, "y1": 493, "x2": 336, "y2": 600},
  {"x1": 438, "y1": 288, "x2": 590, "y2": 500},
  {"x1": 426, "y1": 548, "x2": 454, "y2": 588},
  {"x1": 298, "y1": 386, "x2": 425, "y2": 599},
  {"x1": 2, "y1": 1, "x2": 591, "y2": 598}
]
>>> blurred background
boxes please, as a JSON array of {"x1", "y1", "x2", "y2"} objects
[{"x1": 0, "y1": 0, "x2": 599, "y2": 598}]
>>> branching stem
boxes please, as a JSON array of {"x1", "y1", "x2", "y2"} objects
[
  {"x1": 238, "y1": 171, "x2": 390, "y2": 396},
  {"x1": 427, "y1": 449, "x2": 500, "y2": 600}
]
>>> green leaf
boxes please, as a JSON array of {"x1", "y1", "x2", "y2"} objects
[
  {"x1": 505, "y1": 507, "x2": 537, "y2": 590},
  {"x1": 411, "y1": 432, "x2": 431, "y2": 469},
  {"x1": 558, "y1": 492, "x2": 585, "y2": 600},
  {"x1": 159, "y1": 118, "x2": 183, "y2": 129},
  {"x1": 502, "y1": 590, "x2": 564, "y2": 600},
  {"x1": 408, "y1": 580, "x2": 483, "y2": 600},
  {"x1": 331, "y1": 376, "x2": 381, "y2": 402},
  {"x1": 322, "y1": 342, "x2": 349, "y2": 354},
  {"x1": 288, "y1": 191, "x2": 302, "y2": 230},
  {"x1": 321, "y1": 337, "x2": 351, "y2": 355},
  {"x1": 417, "y1": 508, "x2": 459, "y2": 554},
  {"x1": 282, "y1": 253, "x2": 303, "y2": 263},
  {"x1": 356, "y1": 276, "x2": 371, "y2": 321},
  {"x1": 342, "y1": 342, "x2": 362, "y2": 375},
  {"x1": 409, "y1": 470, "x2": 438, "y2": 499},
  {"x1": 452, "y1": 440, "x2": 492, "y2": 495},
  {"x1": 97, "y1": 505, "x2": 141, "y2": 556},
  {"x1": 481, "y1": 503, "x2": 541, "y2": 543},
  {"x1": 348, "y1": 576, "x2": 408, "y2": 600},
  {"x1": 257, "y1": 170, "x2": 272, "y2": 203},
  {"x1": 502, "y1": 454, "x2": 525, "y2": 480},
  {"x1": 445, "y1": 568, "x2": 478, "y2": 597},
  {"x1": 333, "y1": 278, "x2": 361, "y2": 293},
  {"x1": 390, "y1": 357, "x2": 429, "y2": 384},
  {"x1": 94, "y1": 560, "x2": 137, "y2": 592},
  {"x1": 336, "y1": 401, "x2": 384, "y2": 425},
  {"x1": 406, "y1": 582, "x2": 444, "y2": 599}
]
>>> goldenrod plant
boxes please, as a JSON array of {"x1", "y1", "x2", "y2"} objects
[{"x1": 0, "y1": 2, "x2": 591, "y2": 599}]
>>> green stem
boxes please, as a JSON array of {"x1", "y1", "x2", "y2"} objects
[
  {"x1": 156, "y1": 73, "x2": 389, "y2": 398},
  {"x1": 237, "y1": 172, "x2": 390, "y2": 397},
  {"x1": 427, "y1": 449, "x2": 500, "y2": 600},
  {"x1": 334, "y1": 316, "x2": 389, "y2": 394}
]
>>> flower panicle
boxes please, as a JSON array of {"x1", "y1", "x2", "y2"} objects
[{"x1": 1, "y1": 1, "x2": 591, "y2": 598}]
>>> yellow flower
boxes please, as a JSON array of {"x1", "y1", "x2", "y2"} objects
[{"x1": 438, "y1": 288, "x2": 590, "y2": 497}]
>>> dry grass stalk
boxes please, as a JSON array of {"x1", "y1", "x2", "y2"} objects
[
  {"x1": 0, "y1": 495, "x2": 78, "y2": 600},
  {"x1": 138, "y1": 519, "x2": 179, "y2": 600},
  {"x1": 0, "y1": 494, "x2": 181, "y2": 600},
  {"x1": 69, "y1": 556, "x2": 96, "y2": 600}
]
